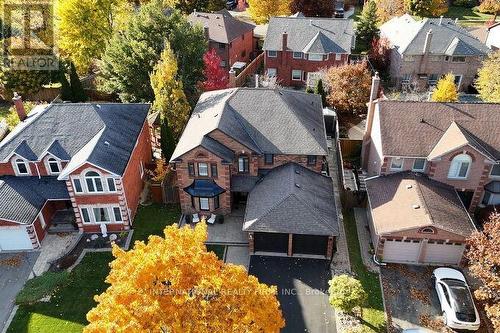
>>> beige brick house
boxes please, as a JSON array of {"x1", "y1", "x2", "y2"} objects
[{"x1": 381, "y1": 14, "x2": 490, "y2": 91}]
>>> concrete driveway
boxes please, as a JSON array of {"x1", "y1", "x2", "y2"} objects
[
  {"x1": 0, "y1": 252, "x2": 39, "y2": 332},
  {"x1": 249, "y1": 256, "x2": 335, "y2": 333}
]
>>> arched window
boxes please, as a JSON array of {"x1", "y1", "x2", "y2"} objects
[
  {"x1": 420, "y1": 227, "x2": 435, "y2": 234},
  {"x1": 448, "y1": 154, "x2": 471, "y2": 179},
  {"x1": 15, "y1": 158, "x2": 29, "y2": 175},
  {"x1": 85, "y1": 171, "x2": 104, "y2": 192},
  {"x1": 47, "y1": 157, "x2": 60, "y2": 174}
]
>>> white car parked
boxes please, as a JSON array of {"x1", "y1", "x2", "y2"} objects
[{"x1": 432, "y1": 268, "x2": 480, "y2": 331}]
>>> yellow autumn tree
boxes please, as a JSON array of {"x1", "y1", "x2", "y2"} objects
[
  {"x1": 85, "y1": 222, "x2": 285, "y2": 333},
  {"x1": 431, "y1": 73, "x2": 458, "y2": 102},
  {"x1": 248, "y1": 0, "x2": 292, "y2": 24},
  {"x1": 476, "y1": 51, "x2": 500, "y2": 103},
  {"x1": 150, "y1": 42, "x2": 191, "y2": 139}
]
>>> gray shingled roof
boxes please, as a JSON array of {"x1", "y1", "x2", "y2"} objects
[
  {"x1": 0, "y1": 103, "x2": 150, "y2": 176},
  {"x1": 381, "y1": 15, "x2": 489, "y2": 56},
  {"x1": 230, "y1": 175, "x2": 261, "y2": 192},
  {"x1": 0, "y1": 176, "x2": 69, "y2": 224},
  {"x1": 243, "y1": 163, "x2": 339, "y2": 236},
  {"x1": 170, "y1": 88, "x2": 328, "y2": 161},
  {"x1": 376, "y1": 101, "x2": 500, "y2": 160},
  {"x1": 188, "y1": 9, "x2": 254, "y2": 44},
  {"x1": 263, "y1": 17, "x2": 354, "y2": 53}
]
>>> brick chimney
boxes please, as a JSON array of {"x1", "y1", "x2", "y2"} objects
[
  {"x1": 420, "y1": 29, "x2": 433, "y2": 73},
  {"x1": 12, "y1": 92, "x2": 27, "y2": 121},
  {"x1": 203, "y1": 26, "x2": 210, "y2": 42},
  {"x1": 423, "y1": 29, "x2": 433, "y2": 54},
  {"x1": 282, "y1": 32, "x2": 288, "y2": 51},
  {"x1": 361, "y1": 72, "x2": 380, "y2": 169}
]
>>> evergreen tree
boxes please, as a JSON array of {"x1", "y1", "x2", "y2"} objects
[
  {"x1": 315, "y1": 79, "x2": 327, "y2": 106},
  {"x1": 69, "y1": 62, "x2": 87, "y2": 102},
  {"x1": 59, "y1": 67, "x2": 72, "y2": 102},
  {"x1": 160, "y1": 119, "x2": 176, "y2": 160},
  {"x1": 355, "y1": 1, "x2": 379, "y2": 48}
]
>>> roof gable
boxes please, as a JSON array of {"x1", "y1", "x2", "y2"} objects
[
  {"x1": 302, "y1": 31, "x2": 345, "y2": 54},
  {"x1": 187, "y1": 10, "x2": 254, "y2": 44}
]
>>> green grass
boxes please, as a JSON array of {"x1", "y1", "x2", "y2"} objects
[
  {"x1": 446, "y1": 5, "x2": 495, "y2": 26},
  {"x1": 343, "y1": 208, "x2": 386, "y2": 333},
  {"x1": 131, "y1": 203, "x2": 181, "y2": 243},
  {"x1": 7, "y1": 252, "x2": 113, "y2": 333},
  {"x1": 16, "y1": 272, "x2": 70, "y2": 305},
  {"x1": 206, "y1": 244, "x2": 226, "y2": 260},
  {"x1": 0, "y1": 104, "x2": 11, "y2": 122}
]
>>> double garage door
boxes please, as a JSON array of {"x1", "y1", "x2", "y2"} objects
[
  {"x1": 383, "y1": 239, "x2": 465, "y2": 265},
  {"x1": 253, "y1": 232, "x2": 329, "y2": 257},
  {"x1": 0, "y1": 226, "x2": 33, "y2": 251}
]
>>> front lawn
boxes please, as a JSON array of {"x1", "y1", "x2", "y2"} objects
[
  {"x1": 446, "y1": 6, "x2": 495, "y2": 26},
  {"x1": 7, "y1": 252, "x2": 113, "y2": 333},
  {"x1": 131, "y1": 203, "x2": 181, "y2": 243},
  {"x1": 343, "y1": 208, "x2": 386, "y2": 332}
]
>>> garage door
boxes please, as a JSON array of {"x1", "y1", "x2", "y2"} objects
[
  {"x1": 254, "y1": 232, "x2": 288, "y2": 254},
  {"x1": 382, "y1": 239, "x2": 421, "y2": 263},
  {"x1": 292, "y1": 234, "x2": 328, "y2": 256},
  {"x1": 423, "y1": 242, "x2": 465, "y2": 265},
  {"x1": 0, "y1": 226, "x2": 33, "y2": 251}
]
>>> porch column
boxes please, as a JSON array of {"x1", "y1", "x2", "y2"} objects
[{"x1": 287, "y1": 233, "x2": 293, "y2": 256}]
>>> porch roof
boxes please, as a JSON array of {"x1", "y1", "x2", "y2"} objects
[{"x1": 183, "y1": 179, "x2": 226, "y2": 198}]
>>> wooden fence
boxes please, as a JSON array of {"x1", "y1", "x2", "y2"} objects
[
  {"x1": 228, "y1": 52, "x2": 264, "y2": 88},
  {"x1": 25, "y1": 87, "x2": 60, "y2": 102},
  {"x1": 339, "y1": 139, "x2": 362, "y2": 160}
]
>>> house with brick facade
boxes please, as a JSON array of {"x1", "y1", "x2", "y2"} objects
[
  {"x1": 359, "y1": 75, "x2": 500, "y2": 265},
  {"x1": 262, "y1": 16, "x2": 354, "y2": 87},
  {"x1": 170, "y1": 88, "x2": 339, "y2": 258},
  {"x1": 0, "y1": 98, "x2": 151, "y2": 251},
  {"x1": 380, "y1": 14, "x2": 490, "y2": 91},
  {"x1": 188, "y1": 9, "x2": 255, "y2": 74}
]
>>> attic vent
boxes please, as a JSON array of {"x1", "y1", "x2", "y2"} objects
[
  {"x1": 96, "y1": 104, "x2": 101, "y2": 108},
  {"x1": 104, "y1": 141, "x2": 110, "y2": 146},
  {"x1": 295, "y1": 170, "x2": 300, "y2": 174},
  {"x1": 420, "y1": 118, "x2": 425, "y2": 123},
  {"x1": 412, "y1": 204, "x2": 420, "y2": 209},
  {"x1": 295, "y1": 183, "x2": 301, "y2": 188},
  {"x1": 406, "y1": 185, "x2": 413, "y2": 189},
  {"x1": 214, "y1": 113, "x2": 218, "y2": 117}
]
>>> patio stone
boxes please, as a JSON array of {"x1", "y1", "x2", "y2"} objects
[
  {"x1": 32, "y1": 233, "x2": 80, "y2": 276},
  {"x1": 225, "y1": 245, "x2": 250, "y2": 269}
]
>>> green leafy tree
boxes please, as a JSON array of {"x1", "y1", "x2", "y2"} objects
[
  {"x1": 150, "y1": 43, "x2": 191, "y2": 139},
  {"x1": 476, "y1": 51, "x2": 500, "y2": 103},
  {"x1": 175, "y1": 0, "x2": 226, "y2": 13},
  {"x1": 431, "y1": 73, "x2": 458, "y2": 102},
  {"x1": 405, "y1": 0, "x2": 447, "y2": 17},
  {"x1": 69, "y1": 62, "x2": 88, "y2": 102},
  {"x1": 247, "y1": 0, "x2": 292, "y2": 24},
  {"x1": 329, "y1": 275, "x2": 367, "y2": 315},
  {"x1": 315, "y1": 79, "x2": 327, "y2": 106},
  {"x1": 356, "y1": 1, "x2": 379, "y2": 48},
  {"x1": 99, "y1": 1, "x2": 206, "y2": 103}
]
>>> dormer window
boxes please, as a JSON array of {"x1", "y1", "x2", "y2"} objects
[
  {"x1": 47, "y1": 157, "x2": 61, "y2": 174},
  {"x1": 448, "y1": 154, "x2": 471, "y2": 179},
  {"x1": 85, "y1": 171, "x2": 104, "y2": 192},
  {"x1": 15, "y1": 158, "x2": 29, "y2": 175}
]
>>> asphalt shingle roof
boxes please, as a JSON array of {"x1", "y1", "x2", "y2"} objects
[
  {"x1": 0, "y1": 103, "x2": 150, "y2": 176},
  {"x1": 243, "y1": 163, "x2": 339, "y2": 236},
  {"x1": 263, "y1": 17, "x2": 354, "y2": 53},
  {"x1": 188, "y1": 9, "x2": 254, "y2": 44},
  {"x1": 381, "y1": 14, "x2": 489, "y2": 56},
  {"x1": 0, "y1": 176, "x2": 69, "y2": 224},
  {"x1": 170, "y1": 88, "x2": 328, "y2": 161},
  {"x1": 366, "y1": 172, "x2": 476, "y2": 237},
  {"x1": 376, "y1": 101, "x2": 500, "y2": 160}
]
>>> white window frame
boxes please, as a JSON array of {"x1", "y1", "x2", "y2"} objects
[
  {"x1": 13, "y1": 158, "x2": 30, "y2": 176},
  {"x1": 390, "y1": 157, "x2": 404, "y2": 171},
  {"x1": 198, "y1": 162, "x2": 209, "y2": 176},
  {"x1": 451, "y1": 56, "x2": 466, "y2": 63},
  {"x1": 267, "y1": 50, "x2": 277, "y2": 58},
  {"x1": 448, "y1": 154, "x2": 471, "y2": 179},
  {"x1": 412, "y1": 158, "x2": 426, "y2": 172},
  {"x1": 291, "y1": 69, "x2": 302, "y2": 81},
  {"x1": 490, "y1": 164, "x2": 500, "y2": 178},
  {"x1": 454, "y1": 75, "x2": 462, "y2": 89},
  {"x1": 307, "y1": 53, "x2": 323, "y2": 61},
  {"x1": 85, "y1": 171, "x2": 105, "y2": 193},
  {"x1": 46, "y1": 157, "x2": 61, "y2": 175},
  {"x1": 292, "y1": 52, "x2": 302, "y2": 59},
  {"x1": 335, "y1": 53, "x2": 342, "y2": 61},
  {"x1": 199, "y1": 197, "x2": 209, "y2": 211},
  {"x1": 80, "y1": 205, "x2": 123, "y2": 224},
  {"x1": 267, "y1": 68, "x2": 277, "y2": 77},
  {"x1": 72, "y1": 177, "x2": 84, "y2": 193},
  {"x1": 106, "y1": 177, "x2": 117, "y2": 192}
]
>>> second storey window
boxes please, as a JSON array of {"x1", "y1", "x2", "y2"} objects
[
  {"x1": 218, "y1": 43, "x2": 225, "y2": 49},
  {"x1": 198, "y1": 162, "x2": 208, "y2": 176},
  {"x1": 238, "y1": 156, "x2": 249, "y2": 173},
  {"x1": 491, "y1": 164, "x2": 500, "y2": 177},
  {"x1": 73, "y1": 178, "x2": 83, "y2": 193},
  {"x1": 267, "y1": 50, "x2": 277, "y2": 58},
  {"x1": 15, "y1": 159, "x2": 29, "y2": 175},
  {"x1": 264, "y1": 154, "x2": 274, "y2": 165},
  {"x1": 211, "y1": 163, "x2": 218, "y2": 177},
  {"x1": 107, "y1": 178, "x2": 116, "y2": 192},
  {"x1": 308, "y1": 53, "x2": 323, "y2": 61},
  {"x1": 307, "y1": 155, "x2": 317, "y2": 166},
  {"x1": 412, "y1": 158, "x2": 426, "y2": 172},
  {"x1": 47, "y1": 158, "x2": 61, "y2": 174},
  {"x1": 85, "y1": 171, "x2": 104, "y2": 193},
  {"x1": 390, "y1": 157, "x2": 404, "y2": 171},
  {"x1": 335, "y1": 53, "x2": 342, "y2": 61},
  {"x1": 448, "y1": 154, "x2": 471, "y2": 179},
  {"x1": 188, "y1": 162, "x2": 195, "y2": 177},
  {"x1": 292, "y1": 52, "x2": 302, "y2": 59}
]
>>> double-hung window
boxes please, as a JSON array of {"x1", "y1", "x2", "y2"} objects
[
  {"x1": 211, "y1": 163, "x2": 218, "y2": 177},
  {"x1": 188, "y1": 162, "x2": 195, "y2": 177},
  {"x1": 73, "y1": 178, "x2": 83, "y2": 193},
  {"x1": 107, "y1": 178, "x2": 116, "y2": 192},
  {"x1": 198, "y1": 162, "x2": 208, "y2": 176},
  {"x1": 238, "y1": 156, "x2": 249, "y2": 173},
  {"x1": 412, "y1": 158, "x2": 426, "y2": 172},
  {"x1": 199, "y1": 197, "x2": 209, "y2": 211},
  {"x1": 267, "y1": 50, "x2": 277, "y2": 58}
]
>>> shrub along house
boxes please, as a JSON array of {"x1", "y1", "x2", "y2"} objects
[
  {"x1": 263, "y1": 16, "x2": 354, "y2": 87},
  {"x1": 170, "y1": 88, "x2": 339, "y2": 258},
  {"x1": 0, "y1": 97, "x2": 151, "y2": 251}
]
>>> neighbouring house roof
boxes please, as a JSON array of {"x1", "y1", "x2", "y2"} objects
[
  {"x1": 188, "y1": 9, "x2": 254, "y2": 44},
  {"x1": 380, "y1": 14, "x2": 489, "y2": 56},
  {"x1": 375, "y1": 101, "x2": 500, "y2": 161},
  {"x1": 0, "y1": 103, "x2": 150, "y2": 176},
  {"x1": 230, "y1": 175, "x2": 261, "y2": 192},
  {"x1": 183, "y1": 179, "x2": 226, "y2": 198},
  {"x1": 243, "y1": 163, "x2": 339, "y2": 236},
  {"x1": 485, "y1": 181, "x2": 500, "y2": 194},
  {"x1": 170, "y1": 88, "x2": 328, "y2": 161},
  {"x1": 366, "y1": 172, "x2": 476, "y2": 237},
  {"x1": 0, "y1": 176, "x2": 69, "y2": 224},
  {"x1": 263, "y1": 17, "x2": 354, "y2": 53}
]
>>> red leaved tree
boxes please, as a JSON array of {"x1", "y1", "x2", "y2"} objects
[
  {"x1": 369, "y1": 37, "x2": 391, "y2": 74},
  {"x1": 201, "y1": 48, "x2": 228, "y2": 91}
]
